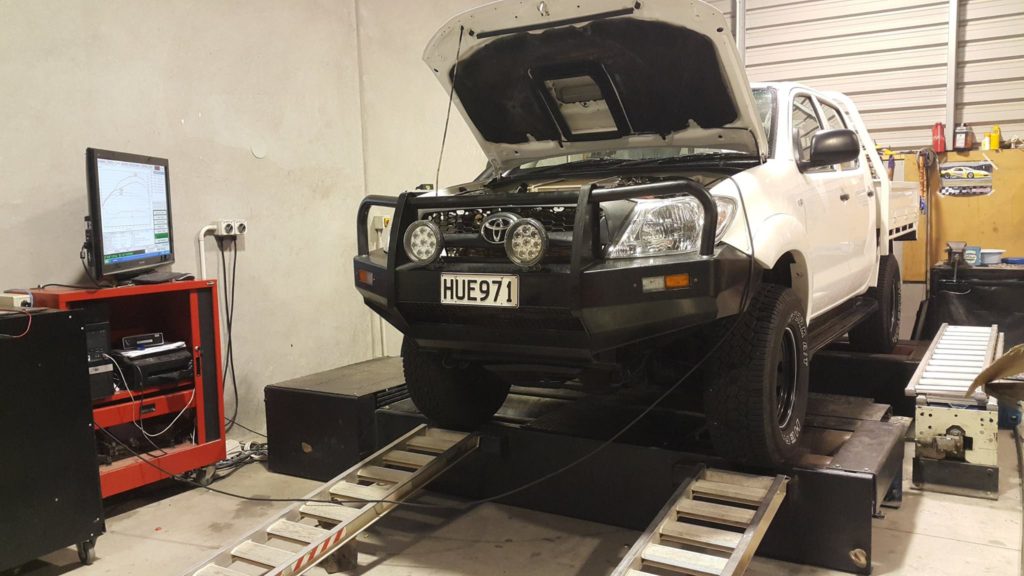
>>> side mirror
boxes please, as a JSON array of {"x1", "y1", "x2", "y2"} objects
[{"x1": 801, "y1": 129, "x2": 860, "y2": 170}]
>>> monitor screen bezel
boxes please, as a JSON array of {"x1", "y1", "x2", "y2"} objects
[{"x1": 86, "y1": 148, "x2": 175, "y2": 279}]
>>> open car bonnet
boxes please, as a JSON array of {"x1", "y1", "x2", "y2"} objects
[{"x1": 423, "y1": 0, "x2": 768, "y2": 171}]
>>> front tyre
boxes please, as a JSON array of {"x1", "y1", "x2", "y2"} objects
[
  {"x1": 848, "y1": 254, "x2": 901, "y2": 353},
  {"x1": 401, "y1": 338, "x2": 510, "y2": 431},
  {"x1": 705, "y1": 285, "x2": 809, "y2": 468}
]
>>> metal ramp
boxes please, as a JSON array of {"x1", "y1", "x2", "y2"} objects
[
  {"x1": 184, "y1": 425, "x2": 477, "y2": 576},
  {"x1": 905, "y1": 324, "x2": 1002, "y2": 498},
  {"x1": 905, "y1": 323, "x2": 998, "y2": 405},
  {"x1": 613, "y1": 468, "x2": 788, "y2": 576}
]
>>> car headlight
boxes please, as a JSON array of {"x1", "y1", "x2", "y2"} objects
[
  {"x1": 605, "y1": 196, "x2": 736, "y2": 259},
  {"x1": 403, "y1": 220, "x2": 443, "y2": 264}
]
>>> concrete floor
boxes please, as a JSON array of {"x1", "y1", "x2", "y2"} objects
[{"x1": 14, "y1": 432, "x2": 1022, "y2": 576}]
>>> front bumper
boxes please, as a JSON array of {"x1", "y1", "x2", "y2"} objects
[{"x1": 353, "y1": 181, "x2": 752, "y2": 362}]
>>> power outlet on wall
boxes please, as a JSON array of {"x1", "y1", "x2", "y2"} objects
[{"x1": 215, "y1": 219, "x2": 248, "y2": 237}]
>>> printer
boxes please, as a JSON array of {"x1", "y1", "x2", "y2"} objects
[{"x1": 110, "y1": 342, "x2": 193, "y2": 391}]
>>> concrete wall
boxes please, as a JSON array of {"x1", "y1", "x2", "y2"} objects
[
  {"x1": 0, "y1": 0, "x2": 375, "y2": 431},
  {"x1": 355, "y1": 0, "x2": 488, "y2": 356}
]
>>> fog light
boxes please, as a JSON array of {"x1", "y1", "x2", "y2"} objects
[
  {"x1": 403, "y1": 220, "x2": 443, "y2": 264},
  {"x1": 505, "y1": 219, "x2": 548, "y2": 267}
]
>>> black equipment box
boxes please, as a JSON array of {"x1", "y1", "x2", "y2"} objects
[
  {"x1": 0, "y1": 309, "x2": 104, "y2": 571},
  {"x1": 111, "y1": 348, "x2": 193, "y2": 390},
  {"x1": 85, "y1": 321, "x2": 115, "y2": 399},
  {"x1": 265, "y1": 357, "x2": 408, "y2": 481},
  {"x1": 917, "y1": 263, "x2": 1024, "y2": 346}
]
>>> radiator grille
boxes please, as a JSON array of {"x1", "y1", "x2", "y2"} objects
[
  {"x1": 422, "y1": 205, "x2": 578, "y2": 264},
  {"x1": 424, "y1": 205, "x2": 576, "y2": 235}
]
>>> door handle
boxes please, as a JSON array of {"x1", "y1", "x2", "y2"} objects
[
  {"x1": 866, "y1": 189, "x2": 875, "y2": 197},
  {"x1": 839, "y1": 193, "x2": 850, "y2": 202}
]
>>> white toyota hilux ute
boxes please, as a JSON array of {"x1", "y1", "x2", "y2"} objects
[{"x1": 354, "y1": 0, "x2": 918, "y2": 468}]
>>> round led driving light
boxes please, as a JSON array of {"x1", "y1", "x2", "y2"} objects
[
  {"x1": 504, "y1": 218, "x2": 548, "y2": 267},
  {"x1": 403, "y1": 220, "x2": 443, "y2": 265}
]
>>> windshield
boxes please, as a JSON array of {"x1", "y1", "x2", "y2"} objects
[{"x1": 506, "y1": 88, "x2": 776, "y2": 175}]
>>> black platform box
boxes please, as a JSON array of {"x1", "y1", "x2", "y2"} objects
[
  {"x1": 1, "y1": 309, "x2": 104, "y2": 571},
  {"x1": 265, "y1": 357, "x2": 408, "y2": 481}
]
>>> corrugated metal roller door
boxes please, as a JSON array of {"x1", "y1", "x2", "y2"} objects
[
  {"x1": 957, "y1": 0, "x2": 1024, "y2": 144},
  {"x1": 743, "y1": 0, "x2": 949, "y2": 149}
]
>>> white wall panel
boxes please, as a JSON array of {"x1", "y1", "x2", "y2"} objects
[
  {"x1": 959, "y1": 58, "x2": 1024, "y2": 84},
  {"x1": 955, "y1": 0, "x2": 1024, "y2": 140},
  {"x1": 746, "y1": 4, "x2": 947, "y2": 47},
  {"x1": 850, "y1": 87, "x2": 946, "y2": 112},
  {"x1": 744, "y1": 0, "x2": 950, "y2": 148},
  {"x1": 748, "y1": 45, "x2": 945, "y2": 82},
  {"x1": 746, "y1": 26, "x2": 946, "y2": 66},
  {"x1": 808, "y1": 66, "x2": 947, "y2": 95},
  {"x1": 746, "y1": 0, "x2": 943, "y2": 28}
]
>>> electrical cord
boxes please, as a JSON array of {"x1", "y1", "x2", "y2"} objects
[
  {"x1": 36, "y1": 283, "x2": 100, "y2": 290},
  {"x1": 0, "y1": 307, "x2": 33, "y2": 339},
  {"x1": 79, "y1": 242, "x2": 106, "y2": 288},
  {"x1": 97, "y1": 178, "x2": 758, "y2": 513},
  {"x1": 34, "y1": 245, "x2": 109, "y2": 292},
  {"x1": 218, "y1": 237, "x2": 242, "y2": 434},
  {"x1": 211, "y1": 237, "x2": 266, "y2": 438},
  {"x1": 141, "y1": 387, "x2": 197, "y2": 438},
  {"x1": 104, "y1": 352, "x2": 195, "y2": 440}
]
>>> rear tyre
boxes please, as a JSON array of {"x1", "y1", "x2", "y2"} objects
[
  {"x1": 402, "y1": 338, "x2": 510, "y2": 431},
  {"x1": 848, "y1": 255, "x2": 901, "y2": 353},
  {"x1": 705, "y1": 285, "x2": 809, "y2": 469}
]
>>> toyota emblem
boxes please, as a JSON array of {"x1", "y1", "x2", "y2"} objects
[{"x1": 481, "y1": 212, "x2": 519, "y2": 244}]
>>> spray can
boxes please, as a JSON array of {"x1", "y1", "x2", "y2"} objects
[
  {"x1": 953, "y1": 123, "x2": 970, "y2": 151},
  {"x1": 992, "y1": 125, "x2": 1002, "y2": 150}
]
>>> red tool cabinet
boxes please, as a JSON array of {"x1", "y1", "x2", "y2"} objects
[{"x1": 33, "y1": 280, "x2": 226, "y2": 497}]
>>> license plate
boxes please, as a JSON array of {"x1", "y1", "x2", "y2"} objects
[{"x1": 440, "y1": 273, "x2": 518, "y2": 308}]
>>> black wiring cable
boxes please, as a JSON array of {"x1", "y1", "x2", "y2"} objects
[
  {"x1": 218, "y1": 238, "x2": 240, "y2": 434},
  {"x1": 35, "y1": 245, "x2": 109, "y2": 291},
  {"x1": 79, "y1": 243, "x2": 106, "y2": 288},
  {"x1": 212, "y1": 237, "x2": 266, "y2": 438},
  {"x1": 97, "y1": 179, "x2": 758, "y2": 513},
  {"x1": 433, "y1": 25, "x2": 465, "y2": 192},
  {"x1": 230, "y1": 421, "x2": 267, "y2": 438},
  {"x1": 37, "y1": 283, "x2": 100, "y2": 290}
]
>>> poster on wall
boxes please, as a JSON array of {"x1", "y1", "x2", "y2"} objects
[{"x1": 939, "y1": 161, "x2": 994, "y2": 197}]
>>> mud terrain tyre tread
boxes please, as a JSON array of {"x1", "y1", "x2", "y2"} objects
[
  {"x1": 848, "y1": 255, "x2": 901, "y2": 354},
  {"x1": 705, "y1": 284, "x2": 809, "y2": 469},
  {"x1": 402, "y1": 338, "x2": 510, "y2": 431}
]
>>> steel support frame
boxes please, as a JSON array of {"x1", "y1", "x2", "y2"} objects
[{"x1": 376, "y1": 394, "x2": 909, "y2": 575}]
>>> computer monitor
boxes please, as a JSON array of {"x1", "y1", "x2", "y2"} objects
[{"x1": 86, "y1": 148, "x2": 175, "y2": 280}]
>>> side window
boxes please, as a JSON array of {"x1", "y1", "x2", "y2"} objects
[
  {"x1": 792, "y1": 95, "x2": 823, "y2": 165},
  {"x1": 820, "y1": 102, "x2": 859, "y2": 170}
]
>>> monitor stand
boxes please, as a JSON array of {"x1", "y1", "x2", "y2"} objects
[{"x1": 131, "y1": 271, "x2": 195, "y2": 285}]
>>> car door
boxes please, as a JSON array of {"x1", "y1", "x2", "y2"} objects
[
  {"x1": 792, "y1": 94, "x2": 851, "y2": 317},
  {"x1": 818, "y1": 98, "x2": 876, "y2": 296}
]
